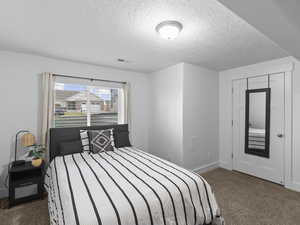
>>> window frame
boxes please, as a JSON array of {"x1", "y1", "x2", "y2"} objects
[{"x1": 53, "y1": 79, "x2": 125, "y2": 128}]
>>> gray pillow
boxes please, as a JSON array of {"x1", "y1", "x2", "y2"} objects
[
  {"x1": 114, "y1": 131, "x2": 131, "y2": 148},
  {"x1": 88, "y1": 129, "x2": 114, "y2": 153},
  {"x1": 59, "y1": 140, "x2": 82, "y2": 156}
]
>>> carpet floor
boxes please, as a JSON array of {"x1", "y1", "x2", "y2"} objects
[
  {"x1": 1, "y1": 168, "x2": 300, "y2": 225},
  {"x1": 202, "y1": 168, "x2": 300, "y2": 225}
]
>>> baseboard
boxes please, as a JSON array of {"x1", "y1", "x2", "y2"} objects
[
  {"x1": 192, "y1": 161, "x2": 219, "y2": 174},
  {"x1": 285, "y1": 182, "x2": 300, "y2": 192},
  {"x1": 0, "y1": 188, "x2": 8, "y2": 199},
  {"x1": 219, "y1": 161, "x2": 233, "y2": 171}
]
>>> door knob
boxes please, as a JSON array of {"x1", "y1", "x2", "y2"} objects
[{"x1": 277, "y1": 134, "x2": 284, "y2": 138}]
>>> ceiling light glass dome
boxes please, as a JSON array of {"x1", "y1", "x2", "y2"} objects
[{"x1": 156, "y1": 20, "x2": 183, "y2": 40}]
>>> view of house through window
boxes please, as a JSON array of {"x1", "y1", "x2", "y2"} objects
[{"x1": 54, "y1": 82, "x2": 119, "y2": 128}]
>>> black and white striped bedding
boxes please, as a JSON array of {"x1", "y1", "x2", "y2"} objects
[{"x1": 45, "y1": 147, "x2": 223, "y2": 225}]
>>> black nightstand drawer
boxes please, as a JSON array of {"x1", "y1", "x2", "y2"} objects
[
  {"x1": 11, "y1": 169, "x2": 42, "y2": 180},
  {"x1": 14, "y1": 177, "x2": 40, "y2": 187}
]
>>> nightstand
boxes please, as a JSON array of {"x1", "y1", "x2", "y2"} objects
[{"x1": 9, "y1": 161, "x2": 44, "y2": 207}]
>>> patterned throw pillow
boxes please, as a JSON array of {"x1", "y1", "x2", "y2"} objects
[{"x1": 88, "y1": 129, "x2": 114, "y2": 153}]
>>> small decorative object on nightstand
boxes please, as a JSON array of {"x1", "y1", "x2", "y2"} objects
[
  {"x1": 9, "y1": 161, "x2": 44, "y2": 207},
  {"x1": 26, "y1": 144, "x2": 45, "y2": 167}
]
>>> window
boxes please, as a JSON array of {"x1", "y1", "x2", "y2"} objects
[{"x1": 54, "y1": 79, "x2": 127, "y2": 128}]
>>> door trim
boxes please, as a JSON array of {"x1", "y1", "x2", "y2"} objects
[{"x1": 283, "y1": 71, "x2": 293, "y2": 188}]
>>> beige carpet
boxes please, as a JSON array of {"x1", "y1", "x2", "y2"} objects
[
  {"x1": 0, "y1": 198, "x2": 49, "y2": 225},
  {"x1": 202, "y1": 168, "x2": 300, "y2": 225},
  {"x1": 1, "y1": 168, "x2": 300, "y2": 225}
]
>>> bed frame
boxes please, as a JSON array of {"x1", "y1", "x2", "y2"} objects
[{"x1": 49, "y1": 124, "x2": 129, "y2": 161}]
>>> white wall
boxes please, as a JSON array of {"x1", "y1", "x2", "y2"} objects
[
  {"x1": 148, "y1": 63, "x2": 219, "y2": 171},
  {"x1": 0, "y1": 51, "x2": 149, "y2": 196},
  {"x1": 219, "y1": 56, "x2": 300, "y2": 192},
  {"x1": 182, "y1": 63, "x2": 219, "y2": 170},
  {"x1": 148, "y1": 63, "x2": 184, "y2": 165}
]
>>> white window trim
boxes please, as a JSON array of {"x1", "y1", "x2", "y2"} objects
[{"x1": 53, "y1": 78, "x2": 129, "y2": 127}]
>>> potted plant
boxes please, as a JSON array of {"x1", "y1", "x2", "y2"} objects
[{"x1": 26, "y1": 144, "x2": 45, "y2": 167}]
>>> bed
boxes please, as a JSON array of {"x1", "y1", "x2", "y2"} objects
[{"x1": 45, "y1": 125, "x2": 224, "y2": 225}]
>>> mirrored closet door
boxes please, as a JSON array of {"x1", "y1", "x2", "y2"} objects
[{"x1": 232, "y1": 73, "x2": 285, "y2": 184}]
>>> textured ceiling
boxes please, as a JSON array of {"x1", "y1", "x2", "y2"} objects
[
  {"x1": 217, "y1": 0, "x2": 300, "y2": 61},
  {"x1": 0, "y1": 0, "x2": 288, "y2": 72}
]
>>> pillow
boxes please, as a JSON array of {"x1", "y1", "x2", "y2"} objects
[
  {"x1": 80, "y1": 130, "x2": 90, "y2": 151},
  {"x1": 88, "y1": 129, "x2": 114, "y2": 153},
  {"x1": 59, "y1": 140, "x2": 82, "y2": 156},
  {"x1": 114, "y1": 131, "x2": 132, "y2": 148}
]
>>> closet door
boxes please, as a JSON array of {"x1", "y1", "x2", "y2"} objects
[{"x1": 232, "y1": 73, "x2": 285, "y2": 184}]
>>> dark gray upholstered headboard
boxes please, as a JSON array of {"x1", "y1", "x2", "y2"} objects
[{"x1": 49, "y1": 124, "x2": 130, "y2": 161}]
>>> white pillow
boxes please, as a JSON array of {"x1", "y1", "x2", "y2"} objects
[
  {"x1": 80, "y1": 130, "x2": 90, "y2": 151},
  {"x1": 80, "y1": 129, "x2": 115, "y2": 152}
]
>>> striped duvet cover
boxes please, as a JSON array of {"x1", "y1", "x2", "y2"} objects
[{"x1": 45, "y1": 147, "x2": 224, "y2": 225}]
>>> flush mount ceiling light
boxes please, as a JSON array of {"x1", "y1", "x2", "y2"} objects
[{"x1": 155, "y1": 20, "x2": 183, "y2": 40}]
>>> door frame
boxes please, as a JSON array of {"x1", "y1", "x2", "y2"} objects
[{"x1": 231, "y1": 71, "x2": 293, "y2": 187}]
